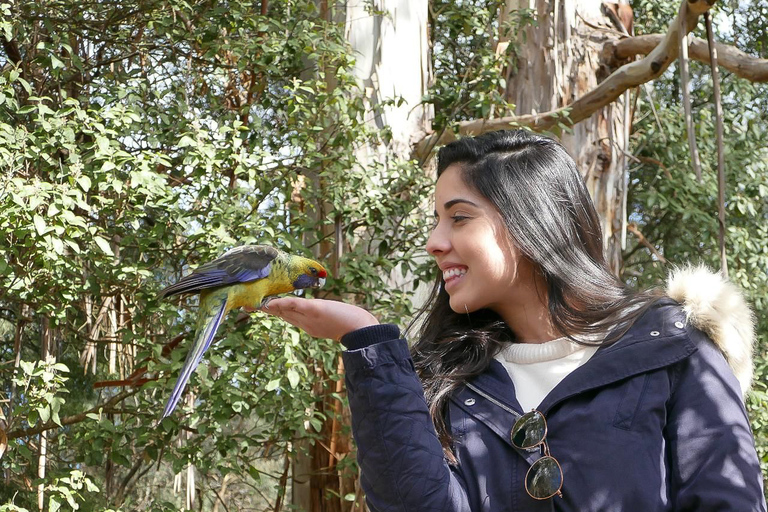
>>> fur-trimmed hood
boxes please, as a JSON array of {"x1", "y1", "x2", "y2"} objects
[{"x1": 666, "y1": 265, "x2": 756, "y2": 396}]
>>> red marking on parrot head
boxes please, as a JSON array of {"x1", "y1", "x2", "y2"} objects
[{"x1": 318, "y1": 269, "x2": 327, "y2": 278}]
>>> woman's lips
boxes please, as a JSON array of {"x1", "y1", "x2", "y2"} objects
[{"x1": 443, "y1": 266, "x2": 467, "y2": 291}]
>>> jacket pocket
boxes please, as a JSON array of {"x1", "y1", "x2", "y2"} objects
[{"x1": 613, "y1": 373, "x2": 650, "y2": 430}]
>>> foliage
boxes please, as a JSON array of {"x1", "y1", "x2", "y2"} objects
[
  {"x1": 0, "y1": 0, "x2": 430, "y2": 510},
  {"x1": 426, "y1": 0, "x2": 534, "y2": 132}
]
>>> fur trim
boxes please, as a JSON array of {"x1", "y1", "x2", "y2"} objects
[{"x1": 666, "y1": 264, "x2": 755, "y2": 397}]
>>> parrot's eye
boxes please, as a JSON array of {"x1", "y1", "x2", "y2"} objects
[{"x1": 309, "y1": 267, "x2": 318, "y2": 275}]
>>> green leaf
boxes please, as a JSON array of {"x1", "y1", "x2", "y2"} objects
[
  {"x1": 37, "y1": 406, "x2": 50, "y2": 423},
  {"x1": 96, "y1": 135, "x2": 109, "y2": 154},
  {"x1": 50, "y1": 55, "x2": 65, "y2": 69},
  {"x1": 178, "y1": 135, "x2": 197, "y2": 147},
  {"x1": 286, "y1": 368, "x2": 300, "y2": 388},
  {"x1": 93, "y1": 236, "x2": 114, "y2": 256},
  {"x1": 84, "y1": 479, "x2": 99, "y2": 492},
  {"x1": 51, "y1": 236, "x2": 65, "y2": 255},
  {"x1": 33, "y1": 215, "x2": 47, "y2": 235},
  {"x1": 48, "y1": 497, "x2": 61, "y2": 512},
  {"x1": 20, "y1": 360, "x2": 35, "y2": 375},
  {"x1": 265, "y1": 379, "x2": 280, "y2": 391},
  {"x1": 76, "y1": 175, "x2": 91, "y2": 192}
]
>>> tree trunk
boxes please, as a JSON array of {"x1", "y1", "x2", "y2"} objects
[
  {"x1": 290, "y1": 1, "x2": 432, "y2": 510},
  {"x1": 504, "y1": 0, "x2": 632, "y2": 274}
]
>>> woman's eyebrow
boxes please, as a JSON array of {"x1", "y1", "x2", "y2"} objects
[
  {"x1": 434, "y1": 198, "x2": 479, "y2": 217},
  {"x1": 444, "y1": 198, "x2": 479, "y2": 210}
]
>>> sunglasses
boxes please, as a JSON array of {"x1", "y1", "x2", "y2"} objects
[{"x1": 510, "y1": 410, "x2": 564, "y2": 500}]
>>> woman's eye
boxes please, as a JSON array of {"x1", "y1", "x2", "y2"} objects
[{"x1": 451, "y1": 215, "x2": 469, "y2": 223}]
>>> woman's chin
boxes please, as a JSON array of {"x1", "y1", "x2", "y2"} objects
[{"x1": 449, "y1": 296, "x2": 478, "y2": 315}]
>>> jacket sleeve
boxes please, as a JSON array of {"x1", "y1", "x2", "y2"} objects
[
  {"x1": 666, "y1": 330, "x2": 766, "y2": 512},
  {"x1": 341, "y1": 325, "x2": 471, "y2": 512}
]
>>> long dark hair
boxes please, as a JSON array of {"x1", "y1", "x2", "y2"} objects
[{"x1": 410, "y1": 130, "x2": 661, "y2": 461}]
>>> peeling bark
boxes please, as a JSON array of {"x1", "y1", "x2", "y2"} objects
[{"x1": 498, "y1": 0, "x2": 633, "y2": 271}]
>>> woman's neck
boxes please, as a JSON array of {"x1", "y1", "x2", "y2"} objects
[
  {"x1": 503, "y1": 305, "x2": 561, "y2": 343},
  {"x1": 493, "y1": 267, "x2": 563, "y2": 344}
]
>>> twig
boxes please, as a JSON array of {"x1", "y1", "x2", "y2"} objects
[
  {"x1": 627, "y1": 223, "x2": 669, "y2": 264},
  {"x1": 7, "y1": 388, "x2": 141, "y2": 440},
  {"x1": 635, "y1": 155, "x2": 673, "y2": 180},
  {"x1": 706, "y1": 12, "x2": 728, "y2": 278},
  {"x1": 114, "y1": 458, "x2": 143, "y2": 503},
  {"x1": 213, "y1": 487, "x2": 231, "y2": 512},
  {"x1": 273, "y1": 454, "x2": 289, "y2": 512}
]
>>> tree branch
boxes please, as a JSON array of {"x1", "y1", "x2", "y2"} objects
[
  {"x1": 706, "y1": 12, "x2": 728, "y2": 277},
  {"x1": 7, "y1": 388, "x2": 141, "y2": 441},
  {"x1": 678, "y1": 1, "x2": 702, "y2": 181},
  {"x1": 627, "y1": 223, "x2": 669, "y2": 264},
  {"x1": 413, "y1": 0, "x2": 716, "y2": 160},
  {"x1": 612, "y1": 34, "x2": 768, "y2": 82}
]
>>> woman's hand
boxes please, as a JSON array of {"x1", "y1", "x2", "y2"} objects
[{"x1": 253, "y1": 297, "x2": 379, "y2": 341}]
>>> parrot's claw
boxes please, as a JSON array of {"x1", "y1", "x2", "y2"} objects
[{"x1": 259, "y1": 297, "x2": 275, "y2": 310}]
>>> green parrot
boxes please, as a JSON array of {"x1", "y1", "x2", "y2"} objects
[{"x1": 159, "y1": 244, "x2": 327, "y2": 418}]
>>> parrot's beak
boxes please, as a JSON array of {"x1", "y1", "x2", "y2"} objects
[{"x1": 314, "y1": 277, "x2": 326, "y2": 289}]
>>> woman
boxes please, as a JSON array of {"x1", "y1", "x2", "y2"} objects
[{"x1": 261, "y1": 130, "x2": 766, "y2": 511}]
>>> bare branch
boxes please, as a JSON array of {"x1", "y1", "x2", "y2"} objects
[
  {"x1": 7, "y1": 388, "x2": 142, "y2": 441},
  {"x1": 706, "y1": 13, "x2": 728, "y2": 278},
  {"x1": 679, "y1": 1, "x2": 702, "y2": 181},
  {"x1": 613, "y1": 34, "x2": 768, "y2": 82},
  {"x1": 627, "y1": 223, "x2": 669, "y2": 264}
]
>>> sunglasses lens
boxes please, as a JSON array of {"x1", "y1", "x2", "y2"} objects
[
  {"x1": 511, "y1": 411, "x2": 547, "y2": 449},
  {"x1": 526, "y1": 456, "x2": 563, "y2": 500}
]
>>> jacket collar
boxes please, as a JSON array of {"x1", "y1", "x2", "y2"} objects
[
  {"x1": 666, "y1": 264, "x2": 755, "y2": 395},
  {"x1": 462, "y1": 299, "x2": 696, "y2": 416}
]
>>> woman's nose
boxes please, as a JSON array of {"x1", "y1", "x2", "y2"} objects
[{"x1": 426, "y1": 223, "x2": 450, "y2": 256}]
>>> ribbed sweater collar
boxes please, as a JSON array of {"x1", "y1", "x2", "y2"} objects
[{"x1": 498, "y1": 336, "x2": 592, "y2": 364}]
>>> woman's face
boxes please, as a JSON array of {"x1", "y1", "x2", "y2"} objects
[{"x1": 426, "y1": 164, "x2": 536, "y2": 315}]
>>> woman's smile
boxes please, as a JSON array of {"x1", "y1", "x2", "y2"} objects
[{"x1": 443, "y1": 266, "x2": 468, "y2": 291}]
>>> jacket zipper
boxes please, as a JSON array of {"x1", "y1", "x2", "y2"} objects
[{"x1": 465, "y1": 382, "x2": 522, "y2": 419}]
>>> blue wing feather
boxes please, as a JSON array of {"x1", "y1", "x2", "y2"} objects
[{"x1": 160, "y1": 245, "x2": 278, "y2": 298}]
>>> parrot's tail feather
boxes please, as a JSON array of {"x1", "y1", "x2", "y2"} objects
[{"x1": 161, "y1": 297, "x2": 228, "y2": 419}]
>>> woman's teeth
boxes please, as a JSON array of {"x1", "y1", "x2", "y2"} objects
[{"x1": 443, "y1": 267, "x2": 467, "y2": 280}]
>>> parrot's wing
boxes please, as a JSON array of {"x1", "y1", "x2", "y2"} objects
[
  {"x1": 160, "y1": 245, "x2": 279, "y2": 298},
  {"x1": 161, "y1": 296, "x2": 228, "y2": 418}
]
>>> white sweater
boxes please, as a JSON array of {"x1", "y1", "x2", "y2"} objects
[{"x1": 494, "y1": 336, "x2": 600, "y2": 412}]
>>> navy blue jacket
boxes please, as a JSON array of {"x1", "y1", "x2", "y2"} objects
[{"x1": 341, "y1": 300, "x2": 766, "y2": 511}]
